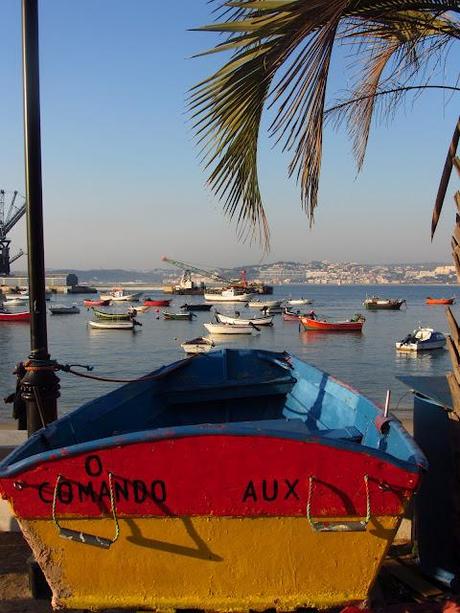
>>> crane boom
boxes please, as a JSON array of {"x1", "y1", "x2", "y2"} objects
[{"x1": 161, "y1": 256, "x2": 228, "y2": 283}]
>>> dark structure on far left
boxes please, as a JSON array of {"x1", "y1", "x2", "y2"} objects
[{"x1": 0, "y1": 190, "x2": 26, "y2": 275}]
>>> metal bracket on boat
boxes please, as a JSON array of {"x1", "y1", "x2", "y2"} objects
[
  {"x1": 306, "y1": 475, "x2": 370, "y2": 532},
  {"x1": 52, "y1": 472, "x2": 120, "y2": 549}
]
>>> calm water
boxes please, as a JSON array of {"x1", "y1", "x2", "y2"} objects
[{"x1": 0, "y1": 284, "x2": 455, "y2": 422}]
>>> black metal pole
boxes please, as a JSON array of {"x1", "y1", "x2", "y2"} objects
[{"x1": 20, "y1": 0, "x2": 59, "y2": 435}]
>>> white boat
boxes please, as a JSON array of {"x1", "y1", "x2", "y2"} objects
[
  {"x1": 99, "y1": 288, "x2": 143, "y2": 302},
  {"x1": 3, "y1": 298, "x2": 28, "y2": 306},
  {"x1": 215, "y1": 312, "x2": 273, "y2": 326},
  {"x1": 395, "y1": 327, "x2": 446, "y2": 352},
  {"x1": 181, "y1": 336, "x2": 215, "y2": 354},
  {"x1": 203, "y1": 322, "x2": 256, "y2": 335},
  {"x1": 287, "y1": 298, "x2": 312, "y2": 306},
  {"x1": 128, "y1": 305, "x2": 150, "y2": 314},
  {"x1": 204, "y1": 289, "x2": 253, "y2": 303},
  {"x1": 49, "y1": 304, "x2": 80, "y2": 315},
  {"x1": 247, "y1": 299, "x2": 283, "y2": 309},
  {"x1": 88, "y1": 320, "x2": 135, "y2": 330}
]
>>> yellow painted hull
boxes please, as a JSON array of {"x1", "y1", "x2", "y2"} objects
[{"x1": 19, "y1": 514, "x2": 400, "y2": 611}]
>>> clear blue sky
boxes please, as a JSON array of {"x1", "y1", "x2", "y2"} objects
[{"x1": 0, "y1": 1, "x2": 458, "y2": 270}]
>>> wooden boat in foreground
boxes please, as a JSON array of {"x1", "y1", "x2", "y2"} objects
[
  {"x1": 363, "y1": 296, "x2": 406, "y2": 310},
  {"x1": 204, "y1": 322, "x2": 256, "y2": 335},
  {"x1": 0, "y1": 348, "x2": 425, "y2": 611},
  {"x1": 0, "y1": 311, "x2": 30, "y2": 322},
  {"x1": 92, "y1": 308, "x2": 132, "y2": 321},
  {"x1": 425, "y1": 297, "x2": 455, "y2": 305},
  {"x1": 300, "y1": 313, "x2": 365, "y2": 332}
]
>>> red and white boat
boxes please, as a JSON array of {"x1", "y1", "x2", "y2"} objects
[
  {"x1": 300, "y1": 313, "x2": 365, "y2": 332},
  {"x1": 143, "y1": 298, "x2": 171, "y2": 307},
  {"x1": 0, "y1": 311, "x2": 30, "y2": 322},
  {"x1": 83, "y1": 299, "x2": 111, "y2": 307}
]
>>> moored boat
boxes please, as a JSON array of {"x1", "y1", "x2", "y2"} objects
[
  {"x1": 49, "y1": 304, "x2": 80, "y2": 315},
  {"x1": 300, "y1": 313, "x2": 365, "y2": 332},
  {"x1": 215, "y1": 311, "x2": 273, "y2": 326},
  {"x1": 92, "y1": 308, "x2": 132, "y2": 321},
  {"x1": 128, "y1": 305, "x2": 150, "y2": 314},
  {"x1": 180, "y1": 303, "x2": 212, "y2": 311},
  {"x1": 287, "y1": 298, "x2": 312, "y2": 306},
  {"x1": 248, "y1": 299, "x2": 283, "y2": 309},
  {"x1": 204, "y1": 289, "x2": 253, "y2": 303},
  {"x1": 143, "y1": 298, "x2": 171, "y2": 307},
  {"x1": 83, "y1": 299, "x2": 111, "y2": 307},
  {"x1": 0, "y1": 348, "x2": 425, "y2": 611},
  {"x1": 426, "y1": 297, "x2": 455, "y2": 305},
  {"x1": 163, "y1": 311, "x2": 195, "y2": 321},
  {"x1": 0, "y1": 311, "x2": 30, "y2": 322},
  {"x1": 204, "y1": 322, "x2": 256, "y2": 335},
  {"x1": 181, "y1": 336, "x2": 215, "y2": 353},
  {"x1": 88, "y1": 319, "x2": 136, "y2": 330},
  {"x1": 282, "y1": 308, "x2": 301, "y2": 321},
  {"x1": 363, "y1": 296, "x2": 406, "y2": 310},
  {"x1": 3, "y1": 298, "x2": 28, "y2": 307},
  {"x1": 396, "y1": 327, "x2": 446, "y2": 352},
  {"x1": 99, "y1": 288, "x2": 142, "y2": 302}
]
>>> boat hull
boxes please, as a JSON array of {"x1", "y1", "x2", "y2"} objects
[
  {"x1": 204, "y1": 292, "x2": 252, "y2": 303},
  {"x1": 204, "y1": 322, "x2": 254, "y2": 334},
  {"x1": 88, "y1": 320, "x2": 134, "y2": 330},
  {"x1": 300, "y1": 317, "x2": 364, "y2": 331},
  {"x1": 426, "y1": 297, "x2": 455, "y2": 305},
  {"x1": 83, "y1": 299, "x2": 111, "y2": 307},
  {"x1": 143, "y1": 299, "x2": 171, "y2": 307},
  {"x1": 0, "y1": 311, "x2": 30, "y2": 322},
  {"x1": 216, "y1": 312, "x2": 273, "y2": 326},
  {"x1": 364, "y1": 300, "x2": 405, "y2": 310},
  {"x1": 1, "y1": 433, "x2": 418, "y2": 611}
]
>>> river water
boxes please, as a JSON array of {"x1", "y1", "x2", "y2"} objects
[{"x1": 0, "y1": 284, "x2": 455, "y2": 422}]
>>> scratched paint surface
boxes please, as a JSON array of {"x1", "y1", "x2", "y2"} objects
[
  {"x1": 19, "y1": 514, "x2": 400, "y2": 611},
  {"x1": 1, "y1": 435, "x2": 419, "y2": 519}
]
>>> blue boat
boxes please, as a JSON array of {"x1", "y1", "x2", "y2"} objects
[{"x1": 0, "y1": 349, "x2": 426, "y2": 611}]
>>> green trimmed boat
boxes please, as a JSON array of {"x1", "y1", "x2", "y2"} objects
[
  {"x1": 163, "y1": 311, "x2": 195, "y2": 321},
  {"x1": 92, "y1": 308, "x2": 132, "y2": 321}
]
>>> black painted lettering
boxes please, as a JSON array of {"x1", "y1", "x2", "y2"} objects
[
  {"x1": 38, "y1": 482, "x2": 52, "y2": 504},
  {"x1": 85, "y1": 455, "x2": 103, "y2": 477},
  {"x1": 114, "y1": 479, "x2": 129, "y2": 502},
  {"x1": 284, "y1": 479, "x2": 300, "y2": 500},
  {"x1": 262, "y1": 479, "x2": 278, "y2": 501},
  {"x1": 98, "y1": 480, "x2": 110, "y2": 501},
  {"x1": 78, "y1": 482, "x2": 96, "y2": 503},
  {"x1": 133, "y1": 480, "x2": 147, "y2": 503},
  {"x1": 57, "y1": 481, "x2": 73, "y2": 505},
  {"x1": 242, "y1": 480, "x2": 257, "y2": 502},
  {"x1": 151, "y1": 480, "x2": 166, "y2": 503}
]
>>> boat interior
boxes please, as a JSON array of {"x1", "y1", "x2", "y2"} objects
[{"x1": 1, "y1": 349, "x2": 424, "y2": 472}]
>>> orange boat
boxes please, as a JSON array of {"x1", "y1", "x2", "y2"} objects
[
  {"x1": 300, "y1": 313, "x2": 365, "y2": 332},
  {"x1": 426, "y1": 297, "x2": 455, "y2": 305}
]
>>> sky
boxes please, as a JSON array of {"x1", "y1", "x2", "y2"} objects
[{"x1": 0, "y1": 1, "x2": 459, "y2": 270}]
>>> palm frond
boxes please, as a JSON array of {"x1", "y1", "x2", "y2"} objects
[{"x1": 192, "y1": 0, "x2": 460, "y2": 247}]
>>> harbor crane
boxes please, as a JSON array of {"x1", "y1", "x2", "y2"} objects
[
  {"x1": 0, "y1": 190, "x2": 26, "y2": 276},
  {"x1": 161, "y1": 256, "x2": 229, "y2": 289}
]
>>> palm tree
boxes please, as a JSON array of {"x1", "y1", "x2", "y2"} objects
[{"x1": 190, "y1": 0, "x2": 459, "y2": 248}]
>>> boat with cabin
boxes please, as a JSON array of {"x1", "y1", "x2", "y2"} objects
[
  {"x1": 396, "y1": 327, "x2": 446, "y2": 352},
  {"x1": 99, "y1": 288, "x2": 142, "y2": 302},
  {"x1": 300, "y1": 313, "x2": 366, "y2": 332},
  {"x1": 0, "y1": 348, "x2": 425, "y2": 611},
  {"x1": 363, "y1": 296, "x2": 406, "y2": 310}
]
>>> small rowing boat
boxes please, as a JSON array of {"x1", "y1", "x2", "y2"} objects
[
  {"x1": 215, "y1": 312, "x2": 273, "y2": 326},
  {"x1": 163, "y1": 311, "x2": 195, "y2": 321},
  {"x1": 300, "y1": 313, "x2": 365, "y2": 332},
  {"x1": 49, "y1": 304, "x2": 80, "y2": 315},
  {"x1": 282, "y1": 309, "x2": 301, "y2": 321},
  {"x1": 0, "y1": 311, "x2": 30, "y2": 322},
  {"x1": 425, "y1": 297, "x2": 455, "y2": 305},
  {"x1": 248, "y1": 299, "x2": 283, "y2": 309},
  {"x1": 0, "y1": 348, "x2": 425, "y2": 611},
  {"x1": 181, "y1": 336, "x2": 215, "y2": 353},
  {"x1": 363, "y1": 296, "x2": 406, "y2": 310},
  {"x1": 143, "y1": 298, "x2": 171, "y2": 307},
  {"x1": 396, "y1": 327, "x2": 446, "y2": 352},
  {"x1": 83, "y1": 299, "x2": 111, "y2": 307},
  {"x1": 286, "y1": 298, "x2": 312, "y2": 306},
  {"x1": 88, "y1": 320, "x2": 136, "y2": 330},
  {"x1": 92, "y1": 308, "x2": 132, "y2": 321},
  {"x1": 128, "y1": 305, "x2": 150, "y2": 314},
  {"x1": 204, "y1": 322, "x2": 256, "y2": 335},
  {"x1": 180, "y1": 303, "x2": 213, "y2": 311}
]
